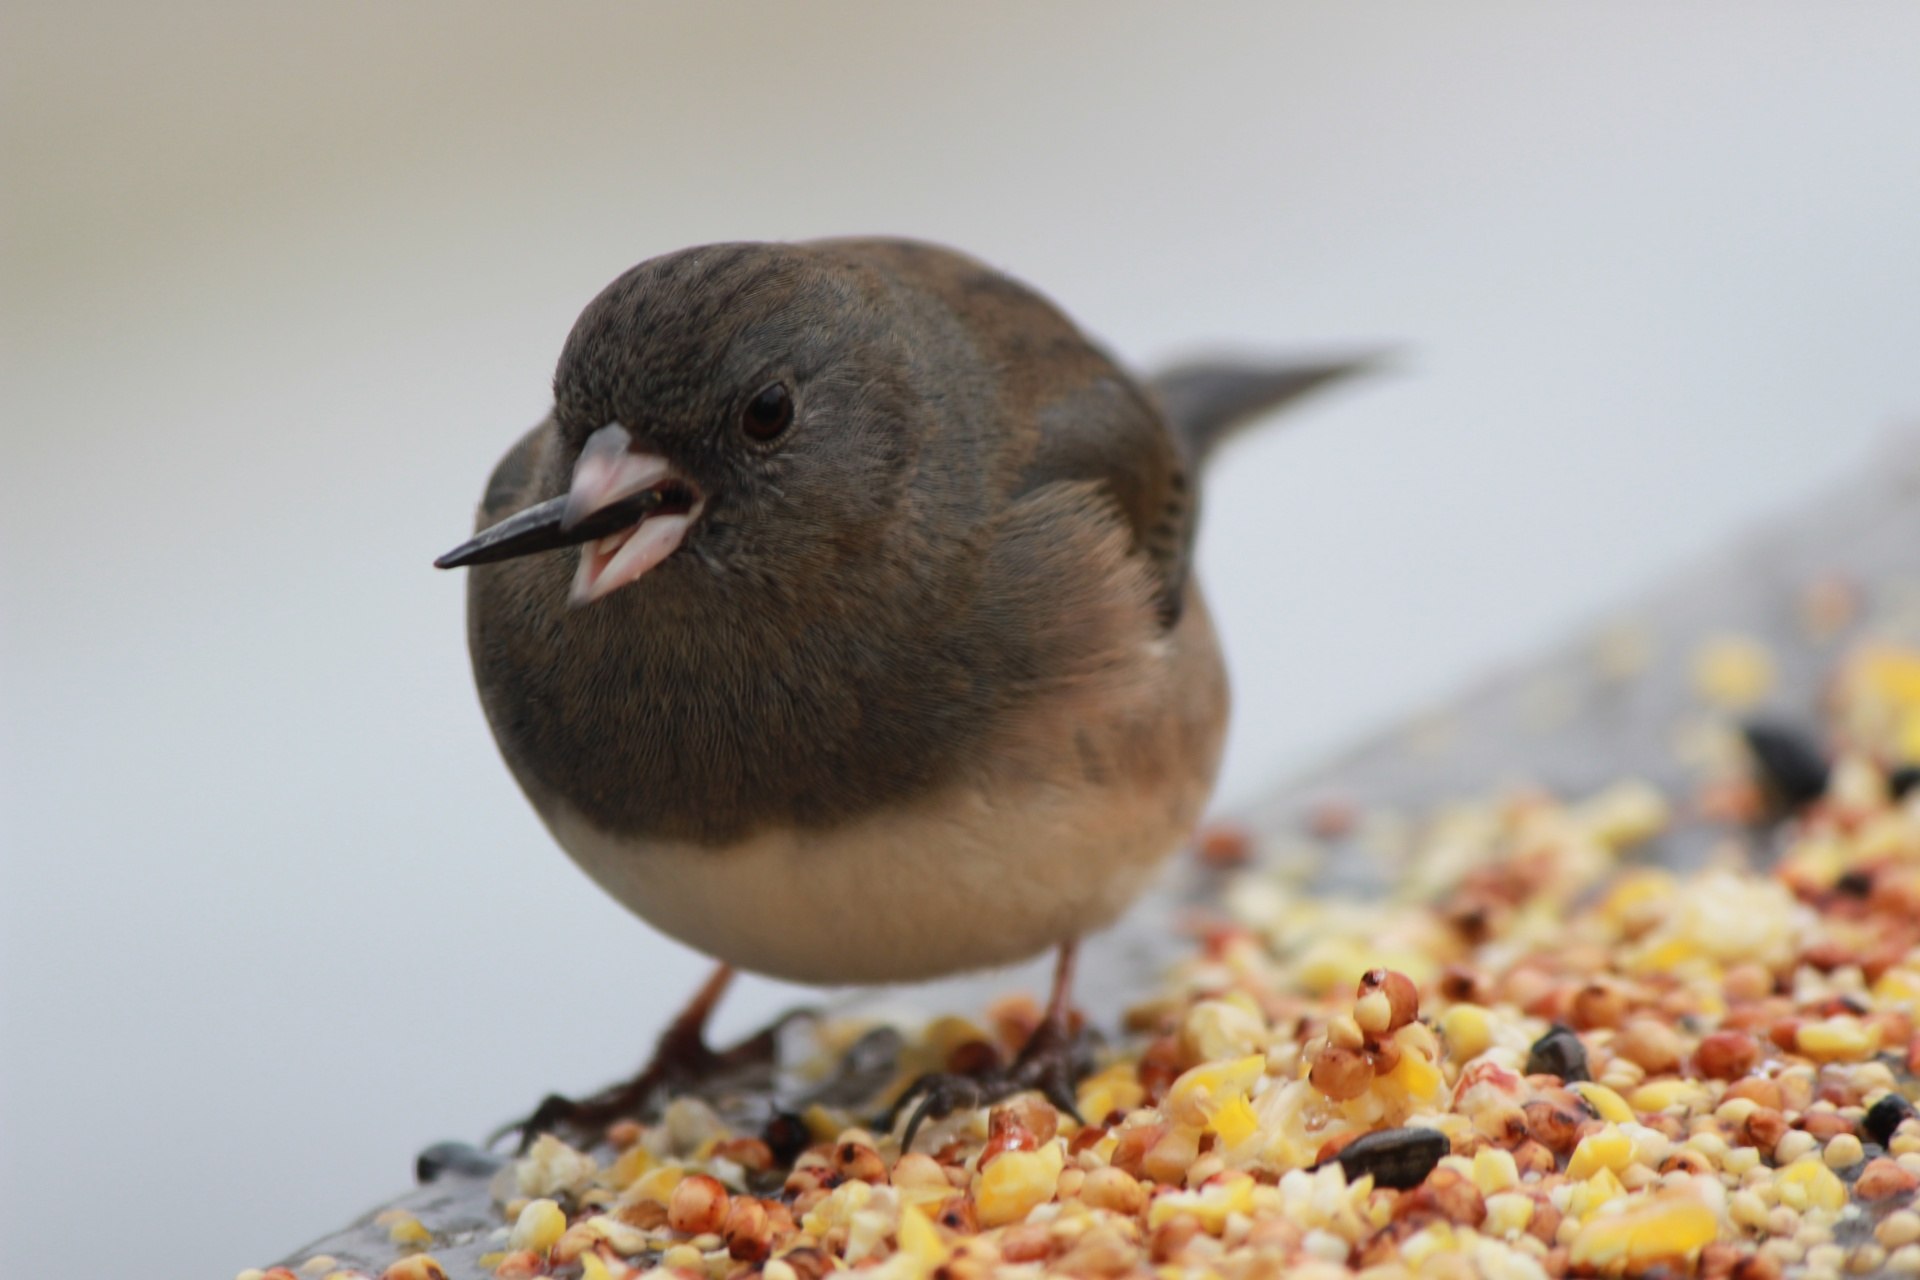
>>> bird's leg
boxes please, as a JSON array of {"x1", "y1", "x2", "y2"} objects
[
  {"x1": 889, "y1": 943, "x2": 1091, "y2": 1151},
  {"x1": 494, "y1": 964, "x2": 803, "y2": 1151}
]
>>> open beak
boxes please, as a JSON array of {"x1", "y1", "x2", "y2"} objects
[{"x1": 434, "y1": 422, "x2": 705, "y2": 606}]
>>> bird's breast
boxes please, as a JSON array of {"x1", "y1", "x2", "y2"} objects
[{"x1": 527, "y1": 587, "x2": 1229, "y2": 985}]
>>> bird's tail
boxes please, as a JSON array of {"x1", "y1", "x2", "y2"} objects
[{"x1": 1150, "y1": 355, "x2": 1382, "y2": 465}]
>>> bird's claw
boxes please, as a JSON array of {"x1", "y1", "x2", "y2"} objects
[
  {"x1": 888, "y1": 1023, "x2": 1091, "y2": 1151},
  {"x1": 490, "y1": 1003, "x2": 822, "y2": 1154}
]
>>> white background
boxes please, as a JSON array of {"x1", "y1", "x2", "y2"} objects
[{"x1": 5, "y1": 5, "x2": 1919, "y2": 1276}]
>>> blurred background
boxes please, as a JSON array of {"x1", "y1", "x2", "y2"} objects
[{"x1": 5, "y1": 3, "x2": 1919, "y2": 1275}]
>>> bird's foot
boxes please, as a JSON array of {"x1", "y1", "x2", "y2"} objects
[
  {"x1": 491, "y1": 1005, "x2": 815, "y2": 1153},
  {"x1": 888, "y1": 1013, "x2": 1092, "y2": 1151}
]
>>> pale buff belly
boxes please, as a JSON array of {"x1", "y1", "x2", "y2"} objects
[{"x1": 538, "y1": 593, "x2": 1228, "y2": 986}]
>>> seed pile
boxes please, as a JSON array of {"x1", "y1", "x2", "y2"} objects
[{"x1": 245, "y1": 638, "x2": 1920, "y2": 1280}]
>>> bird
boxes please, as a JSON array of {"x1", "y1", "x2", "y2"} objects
[{"x1": 435, "y1": 238, "x2": 1368, "y2": 1146}]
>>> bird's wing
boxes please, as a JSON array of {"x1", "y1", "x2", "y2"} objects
[
  {"x1": 477, "y1": 419, "x2": 554, "y2": 529},
  {"x1": 1013, "y1": 373, "x2": 1196, "y2": 627}
]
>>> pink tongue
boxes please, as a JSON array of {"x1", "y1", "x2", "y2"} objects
[{"x1": 569, "y1": 508, "x2": 699, "y2": 606}]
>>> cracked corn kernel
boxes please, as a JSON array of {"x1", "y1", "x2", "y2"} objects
[
  {"x1": 896, "y1": 1203, "x2": 949, "y2": 1271},
  {"x1": 1164, "y1": 1054, "x2": 1266, "y2": 1127},
  {"x1": 1570, "y1": 1082, "x2": 1634, "y2": 1125},
  {"x1": 974, "y1": 1142, "x2": 1064, "y2": 1227},
  {"x1": 509, "y1": 1199, "x2": 566, "y2": 1255},
  {"x1": 1438, "y1": 1004, "x2": 1492, "y2": 1061},
  {"x1": 1207, "y1": 1091, "x2": 1260, "y2": 1147},
  {"x1": 1567, "y1": 1126, "x2": 1634, "y2": 1180},
  {"x1": 383, "y1": 1214, "x2": 432, "y2": 1248},
  {"x1": 1776, "y1": 1159, "x2": 1847, "y2": 1212},
  {"x1": 1470, "y1": 1147, "x2": 1518, "y2": 1195},
  {"x1": 1181, "y1": 997, "x2": 1268, "y2": 1061},
  {"x1": 1482, "y1": 1192, "x2": 1533, "y2": 1237},
  {"x1": 1569, "y1": 1192, "x2": 1717, "y2": 1271},
  {"x1": 1798, "y1": 1017, "x2": 1880, "y2": 1062}
]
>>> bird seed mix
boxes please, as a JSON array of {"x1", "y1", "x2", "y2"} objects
[{"x1": 247, "y1": 636, "x2": 1920, "y2": 1280}]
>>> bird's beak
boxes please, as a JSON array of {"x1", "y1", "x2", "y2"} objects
[{"x1": 434, "y1": 423, "x2": 704, "y2": 608}]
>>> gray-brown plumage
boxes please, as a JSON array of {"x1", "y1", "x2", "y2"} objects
[{"x1": 438, "y1": 238, "x2": 1364, "y2": 1137}]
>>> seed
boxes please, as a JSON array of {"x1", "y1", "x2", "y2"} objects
[
  {"x1": 1823, "y1": 1132, "x2": 1865, "y2": 1170},
  {"x1": 509, "y1": 1200, "x2": 566, "y2": 1255},
  {"x1": 1525, "y1": 1025, "x2": 1591, "y2": 1082},
  {"x1": 668, "y1": 1174, "x2": 729, "y2": 1235},
  {"x1": 1354, "y1": 990, "x2": 1393, "y2": 1036},
  {"x1": 1309, "y1": 1046, "x2": 1371, "y2": 1101},
  {"x1": 1881, "y1": 1211, "x2": 1920, "y2": 1248},
  {"x1": 1325, "y1": 1126, "x2": 1449, "y2": 1190},
  {"x1": 1615, "y1": 1018, "x2": 1683, "y2": 1075},
  {"x1": 1859, "y1": 1158, "x2": 1920, "y2": 1201},
  {"x1": 1741, "y1": 721, "x2": 1831, "y2": 810},
  {"x1": 1867, "y1": 1093, "x2": 1919, "y2": 1147},
  {"x1": 1569, "y1": 983, "x2": 1627, "y2": 1031},
  {"x1": 1523, "y1": 1100, "x2": 1583, "y2": 1154},
  {"x1": 830, "y1": 1141, "x2": 889, "y2": 1184},
  {"x1": 1742, "y1": 1108, "x2": 1790, "y2": 1151},
  {"x1": 1696, "y1": 1030, "x2": 1762, "y2": 1080},
  {"x1": 1357, "y1": 968, "x2": 1421, "y2": 1032},
  {"x1": 1078, "y1": 1166, "x2": 1147, "y2": 1216},
  {"x1": 1568, "y1": 1191, "x2": 1717, "y2": 1270},
  {"x1": 1391, "y1": 1166, "x2": 1485, "y2": 1226},
  {"x1": 722, "y1": 1197, "x2": 772, "y2": 1262},
  {"x1": 712, "y1": 1137, "x2": 774, "y2": 1173},
  {"x1": 974, "y1": 1144, "x2": 1063, "y2": 1227}
]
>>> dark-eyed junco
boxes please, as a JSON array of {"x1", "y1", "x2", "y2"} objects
[{"x1": 436, "y1": 238, "x2": 1366, "y2": 1143}]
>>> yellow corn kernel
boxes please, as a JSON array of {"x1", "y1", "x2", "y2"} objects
[
  {"x1": 1568, "y1": 1126, "x2": 1634, "y2": 1180},
  {"x1": 1207, "y1": 1093, "x2": 1260, "y2": 1148},
  {"x1": 509, "y1": 1199, "x2": 567, "y2": 1255},
  {"x1": 1629, "y1": 1080, "x2": 1704, "y2": 1113},
  {"x1": 1569, "y1": 1192, "x2": 1717, "y2": 1271},
  {"x1": 1776, "y1": 1158, "x2": 1847, "y2": 1213},
  {"x1": 1294, "y1": 938, "x2": 1371, "y2": 996},
  {"x1": 1570, "y1": 1082, "x2": 1634, "y2": 1125},
  {"x1": 1483, "y1": 1192, "x2": 1534, "y2": 1238},
  {"x1": 659, "y1": 1244, "x2": 703, "y2": 1272},
  {"x1": 383, "y1": 1214, "x2": 433, "y2": 1248},
  {"x1": 1472, "y1": 1147, "x2": 1519, "y2": 1195},
  {"x1": 1567, "y1": 1167, "x2": 1626, "y2": 1221},
  {"x1": 974, "y1": 1142, "x2": 1065, "y2": 1227},
  {"x1": 627, "y1": 1165, "x2": 684, "y2": 1206},
  {"x1": 1797, "y1": 1017, "x2": 1880, "y2": 1063},
  {"x1": 1076, "y1": 1062, "x2": 1145, "y2": 1122},
  {"x1": 1145, "y1": 1173, "x2": 1256, "y2": 1233},
  {"x1": 1386, "y1": 1041, "x2": 1444, "y2": 1102},
  {"x1": 897, "y1": 1203, "x2": 950, "y2": 1272},
  {"x1": 1439, "y1": 1004, "x2": 1493, "y2": 1063},
  {"x1": 577, "y1": 1254, "x2": 612, "y2": 1280},
  {"x1": 606, "y1": 1144, "x2": 655, "y2": 1190},
  {"x1": 1181, "y1": 998, "x2": 1269, "y2": 1061},
  {"x1": 1163, "y1": 1054, "x2": 1266, "y2": 1129}
]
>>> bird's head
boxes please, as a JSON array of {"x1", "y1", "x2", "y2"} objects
[{"x1": 437, "y1": 242, "x2": 973, "y2": 610}]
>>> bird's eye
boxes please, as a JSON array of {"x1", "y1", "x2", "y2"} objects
[{"x1": 741, "y1": 382, "x2": 794, "y2": 441}]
